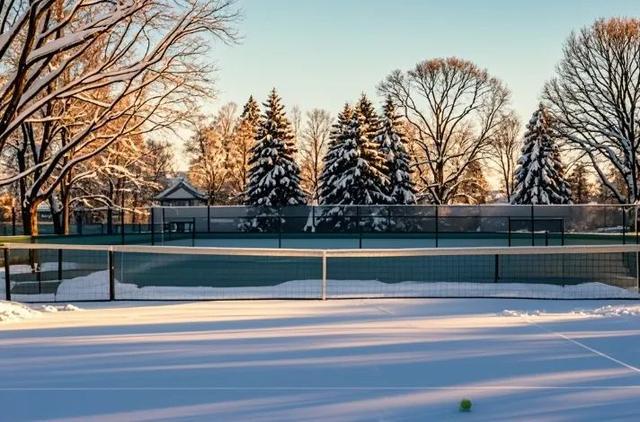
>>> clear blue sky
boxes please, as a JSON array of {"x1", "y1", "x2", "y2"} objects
[{"x1": 208, "y1": 0, "x2": 640, "y2": 122}]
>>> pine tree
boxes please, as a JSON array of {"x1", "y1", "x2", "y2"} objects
[
  {"x1": 567, "y1": 163, "x2": 594, "y2": 203},
  {"x1": 245, "y1": 89, "x2": 305, "y2": 208},
  {"x1": 329, "y1": 95, "x2": 389, "y2": 205},
  {"x1": 512, "y1": 104, "x2": 572, "y2": 204},
  {"x1": 318, "y1": 104, "x2": 354, "y2": 205},
  {"x1": 379, "y1": 97, "x2": 416, "y2": 204}
]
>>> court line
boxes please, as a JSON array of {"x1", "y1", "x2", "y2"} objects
[
  {"x1": 521, "y1": 316, "x2": 640, "y2": 375},
  {"x1": 1, "y1": 386, "x2": 640, "y2": 392}
]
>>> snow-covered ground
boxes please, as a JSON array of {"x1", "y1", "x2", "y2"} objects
[{"x1": 2, "y1": 299, "x2": 640, "y2": 421}]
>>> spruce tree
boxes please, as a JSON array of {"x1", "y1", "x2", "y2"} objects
[
  {"x1": 318, "y1": 104, "x2": 354, "y2": 205},
  {"x1": 512, "y1": 104, "x2": 572, "y2": 204},
  {"x1": 245, "y1": 89, "x2": 305, "y2": 208},
  {"x1": 379, "y1": 97, "x2": 416, "y2": 204},
  {"x1": 320, "y1": 95, "x2": 389, "y2": 205}
]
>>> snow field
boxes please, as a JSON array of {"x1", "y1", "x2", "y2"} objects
[{"x1": 2, "y1": 298, "x2": 640, "y2": 421}]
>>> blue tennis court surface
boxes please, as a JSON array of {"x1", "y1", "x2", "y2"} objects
[{"x1": 2, "y1": 299, "x2": 640, "y2": 421}]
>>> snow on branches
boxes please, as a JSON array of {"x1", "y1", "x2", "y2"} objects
[{"x1": 512, "y1": 104, "x2": 571, "y2": 205}]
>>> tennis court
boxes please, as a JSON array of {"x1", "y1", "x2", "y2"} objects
[{"x1": 2, "y1": 299, "x2": 640, "y2": 421}]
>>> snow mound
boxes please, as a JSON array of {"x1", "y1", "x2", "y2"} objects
[
  {"x1": 501, "y1": 305, "x2": 640, "y2": 318},
  {"x1": 0, "y1": 301, "x2": 40, "y2": 322},
  {"x1": 573, "y1": 305, "x2": 640, "y2": 317},
  {"x1": 38, "y1": 304, "x2": 82, "y2": 313},
  {"x1": 501, "y1": 309, "x2": 542, "y2": 317}
]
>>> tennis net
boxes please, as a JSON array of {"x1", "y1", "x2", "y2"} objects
[{"x1": 2, "y1": 243, "x2": 639, "y2": 302}]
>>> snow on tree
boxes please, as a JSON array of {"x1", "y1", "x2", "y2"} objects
[
  {"x1": 511, "y1": 104, "x2": 572, "y2": 205},
  {"x1": 0, "y1": 0, "x2": 238, "y2": 235},
  {"x1": 318, "y1": 104, "x2": 354, "y2": 206},
  {"x1": 379, "y1": 97, "x2": 416, "y2": 204},
  {"x1": 544, "y1": 18, "x2": 640, "y2": 204},
  {"x1": 245, "y1": 89, "x2": 305, "y2": 208},
  {"x1": 228, "y1": 97, "x2": 260, "y2": 202},
  {"x1": 319, "y1": 95, "x2": 389, "y2": 206}
]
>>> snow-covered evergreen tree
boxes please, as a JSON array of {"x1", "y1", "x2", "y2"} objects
[
  {"x1": 318, "y1": 104, "x2": 354, "y2": 205},
  {"x1": 319, "y1": 95, "x2": 389, "y2": 205},
  {"x1": 245, "y1": 89, "x2": 305, "y2": 208},
  {"x1": 512, "y1": 104, "x2": 572, "y2": 205},
  {"x1": 379, "y1": 97, "x2": 416, "y2": 204}
]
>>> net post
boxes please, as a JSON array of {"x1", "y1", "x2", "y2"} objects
[
  {"x1": 150, "y1": 207, "x2": 155, "y2": 246},
  {"x1": 57, "y1": 249, "x2": 63, "y2": 282},
  {"x1": 108, "y1": 247, "x2": 115, "y2": 301},
  {"x1": 321, "y1": 250, "x2": 327, "y2": 301},
  {"x1": 3, "y1": 247, "x2": 10, "y2": 301}
]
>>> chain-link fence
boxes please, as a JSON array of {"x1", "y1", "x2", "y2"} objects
[{"x1": 1, "y1": 204, "x2": 639, "y2": 248}]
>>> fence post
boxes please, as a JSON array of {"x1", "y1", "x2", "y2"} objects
[
  {"x1": 207, "y1": 205, "x2": 211, "y2": 233},
  {"x1": 494, "y1": 254, "x2": 499, "y2": 283},
  {"x1": 107, "y1": 207, "x2": 113, "y2": 235},
  {"x1": 121, "y1": 209, "x2": 125, "y2": 245},
  {"x1": 321, "y1": 250, "x2": 327, "y2": 300},
  {"x1": 635, "y1": 205, "x2": 639, "y2": 245},
  {"x1": 278, "y1": 208, "x2": 282, "y2": 249},
  {"x1": 150, "y1": 207, "x2": 155, "y2": 246},
  {"x1": 507, "y1": 217, "x2": 512, "y2": 246},
  {"x1": 58, "y1": 249, "x2": 63, "y2": 282},
  {"x1": 622, "y1": 207, "x2": 627, "y2": 245},
  {"x1": 530, "y1": 205, "x2": 535, "y2": 246},
  {"x1": 108, "y1": 248, "x2": 115, "y2": 301},
  {"x1": 435, "y1": 205, "x2": 439, "y2": 247},
  {"x1": 11, "y1": 207, "x2": 16, "y2": 236},
  {"x1": 192, "y1": 217, "x2": 196, "y2": 247},
  {"x1": 3, "y1": 247, "x2": 10, "y2": 301}
]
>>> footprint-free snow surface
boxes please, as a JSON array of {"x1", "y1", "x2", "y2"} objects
[{"x1": 2, "y1": 299, "x2": 640, "y2": 421}]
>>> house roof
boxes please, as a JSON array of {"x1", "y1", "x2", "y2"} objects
[{"x1": 154, "y1": 178, "x2": 206, "y2": 201}]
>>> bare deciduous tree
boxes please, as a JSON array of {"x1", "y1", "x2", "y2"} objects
[
  {"x1": 379, "y1": 57, "x2": 511, "y2": 204},
  {"x1": 487, "y1": 112, "x2": 521, "y2": 202},
  {"x1": 0, "y1": 0, "x2": 238, "y2": 233},
  {"x1": 544, "y1": 18, "x2": 640, "y2": 204},
  {"x1": 298, "y1": 109, "x2": 331, "y2": 203}
]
